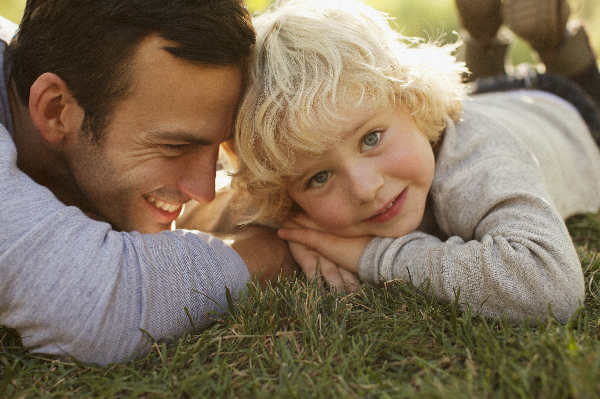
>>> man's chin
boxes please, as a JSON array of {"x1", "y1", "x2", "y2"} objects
[
  {"x1": 108, "y1": 219, "x2": 173, "y2": 234},
  {"x1": 130, "y1": 222, "x2": 173, "y2": 234}
]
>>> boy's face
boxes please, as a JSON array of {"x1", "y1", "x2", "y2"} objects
[{"x1": 286, "y1": 104, "x2": 435, "y2": 238}]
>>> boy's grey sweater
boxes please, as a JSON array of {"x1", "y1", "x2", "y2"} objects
[
  {"x1": 0, "y1": 18, "x2": 250, "y2": 366},
  {"x1": 359, "y1": 91, "x2": 600, "y2": 323}
]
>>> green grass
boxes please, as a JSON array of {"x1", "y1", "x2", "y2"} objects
[{"x1": 3, "y1": 213, "x2": 600, "y2": 398}]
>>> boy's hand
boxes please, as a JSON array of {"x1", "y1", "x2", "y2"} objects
[
  {"x1": 286, "y1": 239, "x2": 361, "y2": 292},
  {"x1": 278, "y1": 215, "x2": 373, "y2": 291}
]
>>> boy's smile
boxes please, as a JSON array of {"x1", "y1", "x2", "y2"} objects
[
  {"x1": 286, "y1": 104, "x2": 435, "y2": 238},
  {"x1": 364, "y1": 186, "x2": 408, "y2": 224}
]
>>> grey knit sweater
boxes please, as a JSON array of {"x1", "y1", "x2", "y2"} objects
[
  {"x1": 0, "y1": 17, "x2": 250, "y2": 366},
  {"x1": 359, "y1": 91, "x2": 600, "y2": 323}
]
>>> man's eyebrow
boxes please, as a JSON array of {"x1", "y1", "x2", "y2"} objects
[{"x1": 150, "y1": 131, "x2": 213, "y2": 146}]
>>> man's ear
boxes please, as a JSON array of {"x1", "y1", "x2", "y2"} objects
[{"x1": 28, "y1": 72, "x2": 85, "y2": 145}]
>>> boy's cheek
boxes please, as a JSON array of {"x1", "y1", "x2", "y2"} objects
[
  {"x1": 288, "y1": 213, "x2": 324, "y2": 231},
  {"x1": 307, "y1": 209, "x2": 348, "y2": 233},
  {"x1": 293, "y1": 194, "x2": 354, "y2": 233}
]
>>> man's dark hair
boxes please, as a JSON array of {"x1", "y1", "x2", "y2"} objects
[{"x1": 7, "y1": 0, "x2": 256, "y2": 141}]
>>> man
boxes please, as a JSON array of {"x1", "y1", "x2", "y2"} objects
[{"x1": 0, "y1": 0, "x2": 296, "y2": 366}]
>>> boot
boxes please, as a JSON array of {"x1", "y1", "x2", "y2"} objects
[
  {"x1": 455, "y1": 0, "x2": 502, "y2": 44},
  {"x1": 503, "y1": 0, "x2": 570, "y2": 58},
  {"x1": 542, "y1": 20, "x2": 597, "y2": 78},
  {"x1": 454, "y1": 0, "x2": 509, "y2": 81},
  {"x1": 505, "y1": 0, "x2": 599, "y2": 104},
  {"x1": 459, "y1": 28, "x2": 513, "y2": 81}
]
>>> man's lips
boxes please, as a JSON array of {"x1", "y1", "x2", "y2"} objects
[
  {"x1": 365, "y1": 188, "x2": 407, "y2": 224},
  {"x1": 144, "y1": 195, "x2": 184, "y2": 219}
]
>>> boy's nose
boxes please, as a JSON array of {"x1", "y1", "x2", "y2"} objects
[{"x1": 348, "y1": 164, "x2": 384, "y2": 204}]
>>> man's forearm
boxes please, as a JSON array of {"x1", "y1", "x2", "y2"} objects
[{"x1": 230, "y1": 225, "x2": 300, "y2": 287}]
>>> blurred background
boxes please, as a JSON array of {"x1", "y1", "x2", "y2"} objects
[{"x1": 1, "y1": 0, "x2": 599, "y2": 67}]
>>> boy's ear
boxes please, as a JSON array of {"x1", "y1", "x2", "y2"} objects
[{"x1": 28, "y1": 72, "x2": 85, "y2": 145}]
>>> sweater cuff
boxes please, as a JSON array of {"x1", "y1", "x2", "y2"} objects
[
  {"x1": 358, "y1": 237, "x2": 388, "y2": 284},
  {"x1": 357, "y1": 233, "x2": 446, "y2": 300}
]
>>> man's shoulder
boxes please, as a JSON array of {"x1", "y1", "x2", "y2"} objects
[{"x1": 0, "y1": 15, "x2": 17, "y2": 44}]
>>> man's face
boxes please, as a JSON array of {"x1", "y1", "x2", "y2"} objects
[{"x1": 66, "y1": 35, "x2": 243, "y2": 233}]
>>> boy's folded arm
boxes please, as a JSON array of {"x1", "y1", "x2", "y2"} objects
[
  {"x1": 358, "y1": 156, "x2": 585, "y2": 324},
  {"x1": 358, "y1": 197, "x2": 584, "y2": 324}
]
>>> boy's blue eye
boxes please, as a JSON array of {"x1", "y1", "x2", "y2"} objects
[
  {"x1": 309, "y1": 171, "x2": 330, "y2": 188},
  {"x1": 361, "y1": 131, "x2": 381, "y2": 151}
]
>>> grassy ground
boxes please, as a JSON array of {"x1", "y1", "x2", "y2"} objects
[{"x1": 2, "y1": 213, "x2": 600, "y2": 398}]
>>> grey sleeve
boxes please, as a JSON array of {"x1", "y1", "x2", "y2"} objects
[
  {"x1": 358, "y1": 156, "x2": 585, "y2": 324},
  {"x1": 0, "y1": 129, "x2": 250, "y2": 365}
]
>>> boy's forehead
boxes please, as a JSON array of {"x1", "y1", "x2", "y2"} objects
[
  {"x1": 313, "y1": 102, "x2": 380, "y2": 139},
  {"x1": 278, "y1": 88, "x2": 394, "y2": 160}
]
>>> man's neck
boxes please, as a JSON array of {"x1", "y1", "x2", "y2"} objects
[{"x1": 9, "y1": 79, "x2": 90, "y2": 210}]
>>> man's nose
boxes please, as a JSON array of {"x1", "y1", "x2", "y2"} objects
[
  {"x1": 348, "y1": 163, "x2": 384, "y2": 204},
  {"x1": 177, "y1": 153, "x2": 217, "y2": 205}
]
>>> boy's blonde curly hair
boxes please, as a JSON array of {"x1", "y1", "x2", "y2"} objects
[{"x1": 234, "y1": 0, "x2": 469, "y2": 224}]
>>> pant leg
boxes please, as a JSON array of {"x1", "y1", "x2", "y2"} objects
[{"x1": 471, "y1": 69, "x2": 600, "y2": 146}]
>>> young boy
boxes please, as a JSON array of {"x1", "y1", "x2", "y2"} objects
[{"x1": 234, "y1": 0, "x2": 600, "y2": 324}]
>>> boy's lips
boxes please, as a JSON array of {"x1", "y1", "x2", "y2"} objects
[{"x1": 365, "y1": 188, "x2": 407, "y2": 224}]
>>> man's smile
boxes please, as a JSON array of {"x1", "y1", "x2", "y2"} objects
[{"x1": 144, "y1": 195, "x2": 183, "y2": 214}]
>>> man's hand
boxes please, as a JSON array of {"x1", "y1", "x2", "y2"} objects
[{"x1": 230, "y1": 225, "x2": 301, "y2": 288}]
